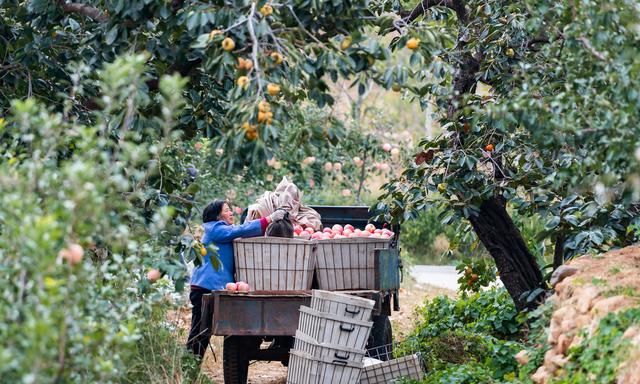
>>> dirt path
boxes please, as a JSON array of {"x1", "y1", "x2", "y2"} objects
[{"x1": 174, "y1": 279, "x2": 455, "y2": 384}]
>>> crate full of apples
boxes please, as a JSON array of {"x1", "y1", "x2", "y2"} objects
[
  {"x1": 294, "y1": 223, "x2": 394, "y2": 240},
  {"x1": 297, "y1": 223, "x2": 394, "y2": 291}
]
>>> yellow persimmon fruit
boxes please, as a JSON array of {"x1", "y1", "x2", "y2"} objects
[
  {"x1": 259, "y1": 4, "x2": 273, "y2": 17},
  {"x1": 270, "y1": 52, "x2": 283, "y2": 64},
  {"x1": 267, "y1": 83, "x2": 281, "y2": 96},
  {"x1": 237, "y1": 76, "x2": 250, "y2": 88},
  {"x1": 258, "y1": 100, "x2": 271, "y2": 112},
  {"x1": 406, "y1": 38, "x2": 420, "y2": 50},
  {"x1": 222, "y1": 37, "x2": 235, "y2": 51}
]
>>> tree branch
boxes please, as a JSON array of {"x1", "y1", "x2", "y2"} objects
[
  {"x1": 247, "y1": 3, "x2": 263, "y2": 100},
  {"x1": 60, "y1": 2, "x2": 108, "y2": 23},
  {"x1": 577, "y1": 36, "x2": 607, "y2": 61},
  {"x1": 404, "y1": 0, "x2": 467, "y2": 24}
]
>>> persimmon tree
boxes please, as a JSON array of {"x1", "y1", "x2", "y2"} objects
[{"x1": 376, "y1": 0, "x2": 640, "y2": 310}]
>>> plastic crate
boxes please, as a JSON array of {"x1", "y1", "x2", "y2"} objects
[
  {"x1": 233, "y1": 237, "x2": 316, "y2": 290},
  {"x1": 293, "y1": 331, "x2": 366, "y2": 364},
  {"x1": 360, "y1": 343, "x2": 425, "y2": 384},
  {"x1": 287, "y1": 349, "x2": 363, "y2": 384},
  {"x1": 298, "y1": 306, "x2": 372, "y2": 350},
  {"x1": 314, "y1": 237, "x2": 391, "y2": 290},
  {"x1": 310, "y1": 289, "x2": 375, "y2": 321}
]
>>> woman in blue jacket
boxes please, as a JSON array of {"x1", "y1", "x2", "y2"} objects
[{"x1": 187, "y1": 199, "x2": 285, "y2": 359}]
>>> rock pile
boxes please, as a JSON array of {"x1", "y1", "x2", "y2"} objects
[{"x1": 523, "y1": 246, "x2": 640, "y2": 383}]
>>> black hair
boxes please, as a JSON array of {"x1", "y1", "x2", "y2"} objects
[
  {"x1": 203, "y1": 199, "x2": 226, "y2": 223},
  {"x1": 266, "y1": 211, "x2": 294, "y2": 238}
]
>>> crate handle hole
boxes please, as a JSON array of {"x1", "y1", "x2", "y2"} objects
[
  {"x1": 344, "y1": 307, "x2": 361, "y2": 315},
  {"x1": 339, "y1": 324, "x2": 355, "y2": 332}
]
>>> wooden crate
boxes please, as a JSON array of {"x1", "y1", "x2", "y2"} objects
[
  {"x1": 310, "y1": 290, "x2": 375, "y2": 321},
  {"x1": 314, "y1": 238, "x2": 392, "y2": 290},
  {"x1": 293, "y1": 331, "x2": 366, "y2": 364},
  {"x1": 360, "y1": 353, "x2": 425, "y2": 384},
  {"x1": 298, "y1": 306, "x2": 372, "y2": 350},
  {"x1": 287, "y1": 349, "x2": 363, "y2": 384},
  {"x1": 233, "y1": 237, "x2": 316, "y2": 290}
]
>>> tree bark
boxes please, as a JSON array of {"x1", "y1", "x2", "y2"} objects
[{"x1": 467, "y1": 196, "x2": 544, "y2": 311}]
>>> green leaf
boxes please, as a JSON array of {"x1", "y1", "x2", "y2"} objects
[
  {"x1": 545, "y1": 216, "x2": 560, "y2": 230},
  {"x1": 105, "y1": 26, "x2": 118, "y2": 45}
]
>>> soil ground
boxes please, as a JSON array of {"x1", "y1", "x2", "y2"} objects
[{"x1": 171, "y1": 279, "x2": 455, "y2": 384}]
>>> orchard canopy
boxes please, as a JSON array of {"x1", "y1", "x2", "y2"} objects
[{"x1": 2, "y1": 0, "x2": 640, "y2": 312}]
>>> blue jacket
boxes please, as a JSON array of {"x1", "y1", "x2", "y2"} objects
[{"x1": 190, "y1": 219, "x2": 265, "y2": 290}]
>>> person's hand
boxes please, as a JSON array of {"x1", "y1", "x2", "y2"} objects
[{"x1": 269, "y1": 209, "x2": 287, "y2": 222}]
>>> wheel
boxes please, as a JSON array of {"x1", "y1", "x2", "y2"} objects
[
  {"x1": 223, "y1": 336, "x2": 259, "y2": 384},
  {"x1": 366, "y1": 315, "x2": 393, "y2": 361}
]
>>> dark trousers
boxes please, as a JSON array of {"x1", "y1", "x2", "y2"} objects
[{"x1": 186, "y1": 287, "x2": 213, "y2": 359}]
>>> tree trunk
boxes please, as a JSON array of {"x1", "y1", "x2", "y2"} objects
[{"x1": 467, "y1": 196, "x2": 544, "y2": 311}]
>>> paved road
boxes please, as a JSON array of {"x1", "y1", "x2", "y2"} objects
[{"x1": 409, "y1": 265, "x2": 460, "y2": 291}]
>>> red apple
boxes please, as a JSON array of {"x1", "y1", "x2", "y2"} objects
[
  {"x1": 374, "y1": 229, "x2": 382, "y2": 234},
  {"x1": 343, "y1": 229, "x2": 353, "y2": 236},
  {"x1": 237, "y1": 282, "x2": 250, "y2": 292},
  {"x1": 365, "y1": 224, "x2": 376, "y2": 233},
  {"x1": 226, "y1": 282, "x2": 238, "y2": 291},
  {"x1": 60, "y1": 243, "x2": 84, "y2": 265},
  {"x1": 323, "y1": 227, "x2": 333, "y2": 233},
  {"x1": 147, "y1": 269, "x2": 161, "y2": 282},
  {"x1": 381, "y1": 234, "x2": 391, "y2": 239},
  {"x1": 332, "y1": 224, "x2": 343, "y2": 233},
  {"x1": 348, "y1": 233, "x2": 358, "y2": 238},
  {"x1": 344, "y1": 224, "x2": 355, "y2": 232}
]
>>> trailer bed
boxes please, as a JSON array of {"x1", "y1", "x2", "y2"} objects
[{"x1": 206, "y1": 290, "x2": 382, "y2": 336}]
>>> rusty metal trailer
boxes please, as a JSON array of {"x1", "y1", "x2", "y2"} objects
[{"x1": 200, "y1": 206, "x2": 402, "y2": 384}]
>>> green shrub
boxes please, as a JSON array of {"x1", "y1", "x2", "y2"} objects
[
  {"x1": 401, "y1": 288, "x2": 525, "y2": 382},
  {"x1": 412, "y1": 288, "x2": 522, "y2": 340},
  {"x1": 122, "y1": 301, "x2": 213, "y2": 384},
  {"x1": 423, "y1": 363, "x2": 496, "y2": 384},
  {"x1": 0, "y1": 55, "x2": 193, "y2": 383}
]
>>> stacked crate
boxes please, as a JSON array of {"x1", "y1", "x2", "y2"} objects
[{"x1": 287, "y1": 290, "x2": 375, "y2": 384}]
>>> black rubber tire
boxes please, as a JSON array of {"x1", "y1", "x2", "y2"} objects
[
  {"x1": 223, "y1": 336, "x2": 256, "y2": 384},
  {"x1": 366, "y1": 315, "x2": 393, "y2": 361}
]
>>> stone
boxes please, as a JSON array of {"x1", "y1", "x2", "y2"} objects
[
  {"x1": 575, "y1": 286, "x2": 600, "y2": 313},
  {"x1": 515, "y1": 350, "x2": 530, "y2": 365},
  {"x1": 531, "y1": 366, "x2": 550, "y2": 384},
  {"x1": 591, "y1": 296, "x2": 631, "y2": 316},
  {"x1": 550, "y1": 265, "x2": 580, "y2": 288}
]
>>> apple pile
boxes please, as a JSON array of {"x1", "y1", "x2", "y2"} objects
[
  {"x1": 293, "y1": 223, "x2": 394, "y2": 240},
  {"x1": 226, "y1": 281, "x2": 250, "y2": 292}
]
